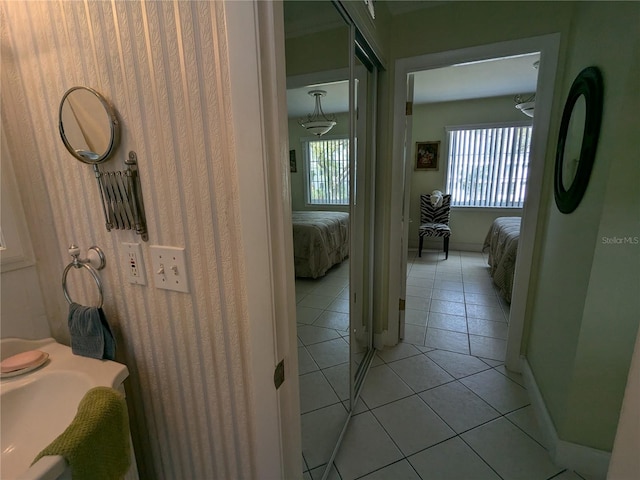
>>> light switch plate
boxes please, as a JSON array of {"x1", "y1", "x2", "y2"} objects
[
  {"x1": 149, "y1": 245, "x2": 189, "y2": 293},
  {"x1": 122, "y1": 242, "x2": 146, "y2": 285}
]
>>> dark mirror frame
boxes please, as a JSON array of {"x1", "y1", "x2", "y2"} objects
[
  {"x1": 59, "y1": 86, "x2": 120, "y2": 165},
  {"x1": 554, "y1": 66, "x2": 604, "y2": 214}
]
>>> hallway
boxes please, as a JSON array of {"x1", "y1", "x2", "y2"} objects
[{"x1": 299, "y1": 251, "x2": 593, "y2": 480}]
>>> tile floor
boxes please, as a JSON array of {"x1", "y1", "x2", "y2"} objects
[{"x1": 298, "y1": 250, "x2": 591, "y2": 480}]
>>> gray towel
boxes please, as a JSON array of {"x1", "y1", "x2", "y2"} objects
[{"x1": 68, "y1": 303, "x2": 116, "y2": 360}]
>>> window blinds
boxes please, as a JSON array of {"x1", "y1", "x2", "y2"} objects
[{"x1": 446, "y1": 125, "x2": 532, "y2": 208}]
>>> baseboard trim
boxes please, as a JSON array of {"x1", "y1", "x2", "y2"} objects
[
  {"x1": 520, "y1": 358, "x2": 559, "y2": 450},
  {"x1": 373, "y1": 332, "x2": 386, "y2": 350},
  {"x1": 521, "y1": 358, "x2": 611, "y2": 479}
]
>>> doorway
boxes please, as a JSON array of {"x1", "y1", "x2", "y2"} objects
[{"x1": 389, "y1": 35, "x2": 561, "y2": 371}]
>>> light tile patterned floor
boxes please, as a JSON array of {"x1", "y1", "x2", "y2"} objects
[
  {"x1": 296, "y1": 260, "x2": 351, "y2": 475},
  {"x1": 299, "y1": 251, "x2": 592, "y2": 480}
]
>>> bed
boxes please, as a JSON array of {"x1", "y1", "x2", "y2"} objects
[
  {"x1": 483, "y1": 217, "x2": 521, "y2": 304},
  {"x1": 292, "y1": 211, "x2": 349, "y2": 278}
]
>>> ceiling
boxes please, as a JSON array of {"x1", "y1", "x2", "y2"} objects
[
  {"x1": 412, "y1": 53, "x2": 540, "y2": 104},
  {"x1": 283, "y1": 1, "x2": 345, "y2": 39},
  {"x1": 286, "y1": 53, "x2": 539, "y2": 119},
  {"x1": 287, "y1": 81, "x2": 349, "y2": 119},
  {"x1": 283, "y1": 1, "x2": 448, "y2": 37}
]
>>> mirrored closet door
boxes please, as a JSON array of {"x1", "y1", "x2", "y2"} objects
[
  {"x1": 283, "y1": 1, "x2": 380, "y2": 477},
  {"x1": 349, "y1": 45, "x2": 377, "y2": 406}
]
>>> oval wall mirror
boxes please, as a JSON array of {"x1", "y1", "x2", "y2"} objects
[
  {"x1": 554, "y1": 66, "x2": 603, "y2": 214},
  {"x1": 59, "y1": 86, "x2": 120, "y2": 164},
  {"x1": 560, "y1": 95, "x2": 586, "y2": 191}
]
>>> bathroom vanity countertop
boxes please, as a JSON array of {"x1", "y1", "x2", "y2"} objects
[{"x1": 0, "y1": 337, "x2": 129, "y2": 480}]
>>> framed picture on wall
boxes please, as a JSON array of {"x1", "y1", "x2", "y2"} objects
[
  {"x1": 415, "y1": 141, "x2": 440, "y2": 170},
  {"x1": 289, "y1": 149, "x2": 297, "y2": 173}
]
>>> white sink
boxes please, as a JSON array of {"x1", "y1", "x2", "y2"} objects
[{"x1": 0, "y1": 338, "x2": 129, "y2": 480}]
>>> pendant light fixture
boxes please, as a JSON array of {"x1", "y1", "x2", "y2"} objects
[
  {"x1": 514, "y1": 60, "x2": 539, "y2": 118},
  {"x1": 298, "y1": 90, "x2": 336, "y2": 137},
  {"x1": 515, "y1": 93, "x2": 536, "y2": 117}
]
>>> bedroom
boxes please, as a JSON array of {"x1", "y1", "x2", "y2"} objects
[
  {"x1": 287, "y1": 84, "x2": 351, "y2": 280},
  {"x1": 283, "y1": 1, "x2": 354, "y2": 282},
  {"x1": 407, "y1": 53, "x2": 539, "y2": 305}
]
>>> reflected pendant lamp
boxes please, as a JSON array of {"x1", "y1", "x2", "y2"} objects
[
  {"x1": 514, "y1": 60, "x2": 539, "y2": 118},
  {"x1": 298, "y1": 90, "x2": 336, "y2": 137}
]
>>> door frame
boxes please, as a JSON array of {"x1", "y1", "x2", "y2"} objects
[
  {"x1": 398, "y1": 73, "x2": 415, "y2": 341},
  {"x1": 228, "y1": 1, "x2": 303, "y2": 477},
  {"x1": 387, "y1": 34, "x2": 561, "y2": 372}
]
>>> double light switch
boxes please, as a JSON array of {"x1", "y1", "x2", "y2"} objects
[{"x1": 149, "y1": 245, "x2": 189, "y2": 293}]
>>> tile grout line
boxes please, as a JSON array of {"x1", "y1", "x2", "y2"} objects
[
  {"x1": 305, "y1": 252, "x2": 526, "y2": 479},
  {"x1": 352, "y1": 377, "x2": 528, "y2": 479},
  {"x1": 386, "y1": 253, "x2": 531, "y2": 478}
]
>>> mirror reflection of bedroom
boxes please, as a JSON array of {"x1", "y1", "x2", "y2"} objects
[
  {"x1": 402, "y1": 53, "x2": 540, "y2": 363},
  {"x1": 284, "y1": 1, "x2": 379, "y2": 475},
  {"x1": 284, "y1": 2, "x2": 353, "y2": 476}
]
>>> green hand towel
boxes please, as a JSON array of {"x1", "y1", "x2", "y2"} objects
[{"x1": 33, "y1": 386, "x2": 131, "y2": 480}]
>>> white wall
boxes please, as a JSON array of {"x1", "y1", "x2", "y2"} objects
[
  {"x1": 526, "y1": 1, "x2": 640, "y2": 452},
  {"x1": 1, "y1": 1, "x2": 287, "y2": 478},
  {"x1": 409, "y1": 96, "x2": 526, "y2": 250},
  {"x1": 1, "y1": 267, "x2": 49, "y2": 341},
  {"x1": 1, "y1": 136, "x2": 49, "y2": 340}
]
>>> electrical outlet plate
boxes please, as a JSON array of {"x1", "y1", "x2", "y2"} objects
[
  {"x1": 149, "y1": 245, "x2": 189, "y2": 293},
  {"x1": 122, "y1": 242, "x2": 146, "y2": 285}
]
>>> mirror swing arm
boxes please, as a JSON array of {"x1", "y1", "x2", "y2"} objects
[
  {"x1": 59, "y1": 86, "x2": 148, "y2": 241},
  {"x1": 92, "y1": 152, "x2": 148, "y2": 242}
]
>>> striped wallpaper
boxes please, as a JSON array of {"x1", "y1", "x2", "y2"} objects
[{"x1": 1, "y1": 1, "x2": 257, "y2": 477}]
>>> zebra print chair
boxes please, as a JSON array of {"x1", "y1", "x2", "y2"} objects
[{"x1": 418, "y1": 193, "x2": 452, "y2": 259}]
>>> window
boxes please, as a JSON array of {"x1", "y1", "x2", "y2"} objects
[
  {"x1": 446, "y1": 124, "x2": 532, "y2": 208},
  {"x1": 303, "y1": 137, "x2": 349, "y2": 205}
]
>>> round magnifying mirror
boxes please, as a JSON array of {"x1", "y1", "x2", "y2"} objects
[{"x1": 59, "y1": 86, "x2": 120, "y2": 164}]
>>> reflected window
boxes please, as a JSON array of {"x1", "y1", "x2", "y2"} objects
[{"x1": 304, "y1": 137, "x2": 350, "y2": 205}]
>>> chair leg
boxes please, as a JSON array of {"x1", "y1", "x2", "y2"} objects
[
  {"x1": 444, "y1": 237, "x2": 449, "y2": 260},
  {"x1": 419, "y1": 236, "x2": 423, "y2": 257}
]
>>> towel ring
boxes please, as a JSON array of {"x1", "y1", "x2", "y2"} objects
[{"x1": 62, "y1": 245, "x2": 105, "y2": 309}]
